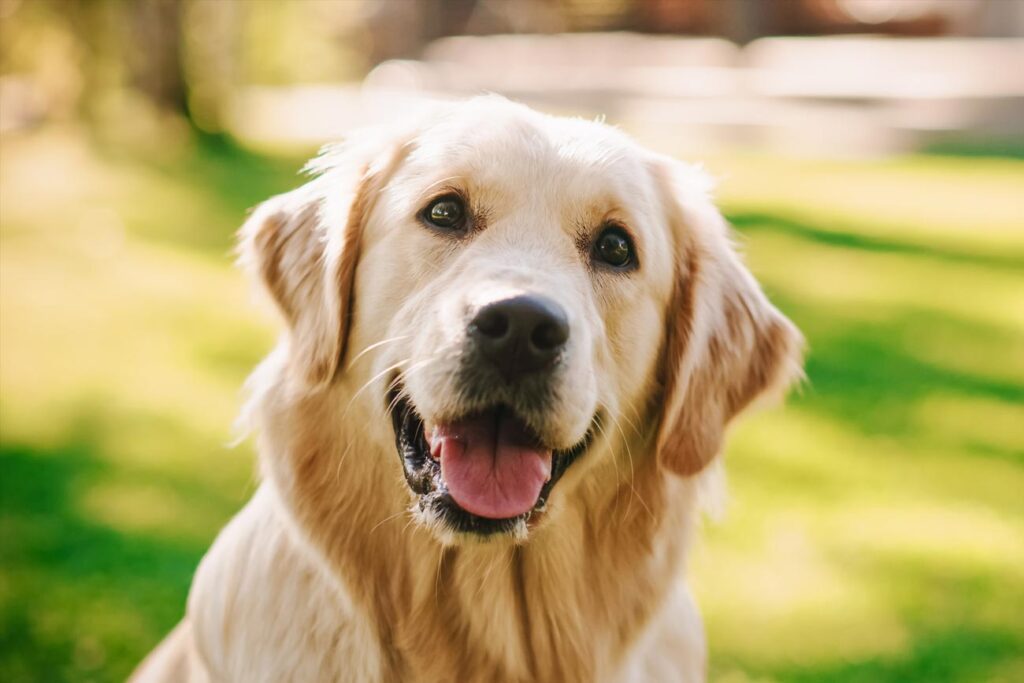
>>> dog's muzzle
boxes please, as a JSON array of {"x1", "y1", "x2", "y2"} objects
[{"x1": 387, "y1": 294, "x2": 595, "y2": 537}]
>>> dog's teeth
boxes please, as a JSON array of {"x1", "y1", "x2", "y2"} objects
[{"x1": 428, "y1": 425, "x2": 442, "y2": 460}]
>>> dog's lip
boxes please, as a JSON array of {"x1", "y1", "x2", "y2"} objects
[{"x1": 386, "y1": 384, "x2": 596, "y2": 533}]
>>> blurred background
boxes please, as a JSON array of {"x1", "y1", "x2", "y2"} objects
[{"x1": 1, "y1": 1, "x2": 1022, "y2": 681}]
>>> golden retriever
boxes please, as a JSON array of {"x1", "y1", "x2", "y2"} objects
[{"x1": 131, "y1": 97, "x2": 803, "y2": 683}]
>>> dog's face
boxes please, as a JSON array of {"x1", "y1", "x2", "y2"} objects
[
  {"x1": 241, "y1": 98, "x2": 802, "y2": 544},
  {"x1": 360, "y1": 104, "x2": 680, "y2": 538}
]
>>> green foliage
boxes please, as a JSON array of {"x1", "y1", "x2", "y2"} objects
[{"x1": 1, "y1": 132, "x2": 1022, "y2": 682}]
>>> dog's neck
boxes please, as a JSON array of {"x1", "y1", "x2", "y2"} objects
[{"x1": 261, "y1": 386, "x2": 698, "y2": 683}]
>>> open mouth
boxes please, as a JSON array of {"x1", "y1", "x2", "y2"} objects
[{"x1": 388, "y1": 386, "x2": 595, "y2": 536}]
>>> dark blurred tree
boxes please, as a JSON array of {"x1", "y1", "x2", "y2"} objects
[
  {"x1": 66, "y1": 0, "x2": 187, "y2": 121},
  {"x1": 126, "y1": 0, "x2": 187, "y2": 114}
]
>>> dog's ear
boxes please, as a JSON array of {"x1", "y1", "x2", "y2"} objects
[
  {"x1": 238, "y1": 134, "x2": 408, "y2": 390},
  {"x1": 653, "y1": 161, "x2": 804, "y2": 476}
]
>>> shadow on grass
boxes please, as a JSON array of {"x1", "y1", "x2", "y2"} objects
[
  {"x1": 921, "y1": 139, "x2": 1024, "y2": 161},
  {"x1": 754, "y1": 627, "x2": 1021, "y2": 683},
  {"x1": 727, "y1": 211, "x2": 1024, "y2": 272},
  {"x1": 723, "y1": 206, "x2": 1024, "y2": 463},
  {"x1": 0, "y1": 415, "x2": 242, "y2": 683},
  {"x1": 773, "y1": 293, "x2": 1024, "y2": 463},
  {"x1": 764, "y1": 550, "x2": 1024, "y2": 683}
]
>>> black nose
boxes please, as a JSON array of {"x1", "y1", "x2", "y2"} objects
[{"x1": 470, "y1": 295, "x2": 570, "y2": 379}]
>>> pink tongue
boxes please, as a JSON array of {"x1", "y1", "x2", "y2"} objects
[{"x1": 431, "y1": 412, "x2": 552, "y2": 520}]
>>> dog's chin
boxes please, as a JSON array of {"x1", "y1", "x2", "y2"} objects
[{"x1": 387, "y1": 385, "x2": 596, "y2": 541}]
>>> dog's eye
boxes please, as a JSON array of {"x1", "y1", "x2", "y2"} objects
[
  {"x1": 594, "y1": 226, "x2": 635, "y2": 269},
  {"x1": 422, "y1": 195, "x2": 466, "y2": 231}
]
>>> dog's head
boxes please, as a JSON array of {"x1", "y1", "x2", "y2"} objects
[{"x1": 241, "y1": 97, "x2": 802, "y2": 543}]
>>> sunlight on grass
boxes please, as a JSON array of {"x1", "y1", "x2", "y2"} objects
[
  {"x1": 827, "y1": 503, "x2": 1024, "y2": 573},
  {"x1": 742, "y1": 229, "x2": 1023, "y2": 340},
  {"x1": 913, "y1": 394, "x2": 1024, "y2": 458},
  {"x1": 695, "y1": 513, "x2": 912, "y2": 664},
  {"x1": 708, "y1": 154, "x2": 1024, "y2": 259},
  {"x1": 0, "y1": 235, "x2": 272, "y2": 450},
  {"x1": 79, "y1": 480, "x2": 238, "y2": 546}
]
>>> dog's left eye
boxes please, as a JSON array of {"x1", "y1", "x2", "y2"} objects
[
  {"x1": 422, "y1": 195, "x2": 467, "y2": 231},
  {"x1": 594, "y1": 225, "x2": 635, "y2": 269}
]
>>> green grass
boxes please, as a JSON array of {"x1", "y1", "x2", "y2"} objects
[{"x1": 1, "y1": 128, "x2": 1022, "y2": 682}]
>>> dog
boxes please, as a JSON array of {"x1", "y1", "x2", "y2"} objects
[{"x1": 130, "y1": 96, "x2": 803, "y2": 683}]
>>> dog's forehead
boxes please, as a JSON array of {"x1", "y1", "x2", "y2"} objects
[{"x1": 404, "y1": 103, "x2": 651, "y2": 204}]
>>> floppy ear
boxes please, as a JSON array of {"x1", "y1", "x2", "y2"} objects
[
  {"x1": 238, "y1": 136, "x2": 406, "y2": 390},
  {"x1": 654, "y1": 162, "x2": 804, "y2": 477}
]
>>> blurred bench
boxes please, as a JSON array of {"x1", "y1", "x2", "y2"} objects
[{"x1": 230, "y1": 34, "x2": 1024, "y2": 157}]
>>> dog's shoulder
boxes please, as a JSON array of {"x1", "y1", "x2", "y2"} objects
[{"x1": 188, "y1": 486, "x2": 387, "y2": 682}]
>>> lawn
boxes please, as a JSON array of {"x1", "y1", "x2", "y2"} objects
[{"x1": 1, "y1": 128, "x2": 1022, "y2": 683}]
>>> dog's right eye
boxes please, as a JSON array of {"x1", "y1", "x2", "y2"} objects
[{"x1": 422, "y1": 195, "x2": 467, "y2": 231}]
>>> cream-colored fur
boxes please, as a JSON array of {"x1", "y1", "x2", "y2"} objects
[{"x1": 130, "y1": 97, "x2": 802, "y2": 683}]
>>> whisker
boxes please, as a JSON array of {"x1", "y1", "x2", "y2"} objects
[
  {"x1": 593, "y1": 417, "x2": 628, "y2": 524},
  {"x1": 380, "y1": 355, "x2": 446, "y2": 417},
  {"x1": 385, "y1": 385, "x2": 411, "y2": 416},
  {"x1": 391, "y1": 356, "x2": 441, "y2": 386},
  {"x1": 434, "y1": 543, "x2": 447, "y2": 608},
  {"x1": 401, "y1": 512, "x2": 418, "y2": 537},
  {"x1": 618, "y1": 404, "x2": 644, "y2": 439},
  {"x1": 369, "y1": 508, "x2": 409, "y2": 536},
  {"x1": 346, "y1": 335, "x2": 411, "y2": 370},
  {"x1": 607, "y1": 413, "x2": 636, "y2": 522},
  {"x1": 385, "y1": 385, "x2": 409, "y2": 416},
  {"x1": 343, "y1": 358, "x2": 414, "y2": 417},
  {"x1": 608, "y1": 411, "x2": 654, "y2": 522},
  {"x1": 333, "y1": 440, "x2": 355, "y2": 484},
  {"x1": 469, "y1": 547, "x2": 506, "y2": 606},
  {"x1": 346, "y1": 345, "x2": 451, "y2": 421}
]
